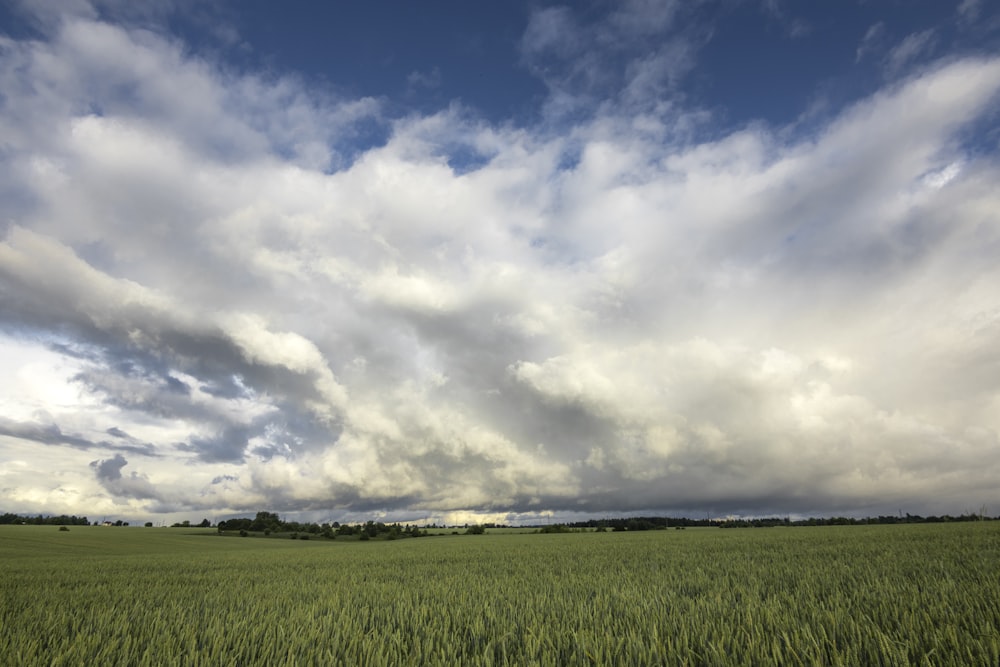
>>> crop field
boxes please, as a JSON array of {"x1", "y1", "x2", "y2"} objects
[{"x1": 2, "y1": 522, "x2": 999, "y2": 665}]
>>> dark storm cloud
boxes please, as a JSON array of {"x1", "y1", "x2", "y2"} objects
[
  {"x1": 182, "y1": 424, "x2": 253, "y2": 464},
  {"x1": 90, "y1": 452, "x2": 128, "y2": 481},
  {"x1": 0, "y1": 417, "x2": 99, "y2": 451},
  {"x1": 0, "y1": 416, "x2": 157, "y2": 457},
  {"x1": 89, "y1": 453, "x2": 161, "y2": 500}
]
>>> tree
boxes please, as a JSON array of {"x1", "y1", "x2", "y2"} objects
[{"x1": 250, "y1": 511, "x2": 280, "y2": 532}]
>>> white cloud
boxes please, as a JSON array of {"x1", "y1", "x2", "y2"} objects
[
  {"x1": 0, "y1": 336, "x2": 91, "y2": 422},
  {"x1": 1, "y1": 5, "x2": 999, "y2": 522},
  {"x1": 222, "y1": 313, "x2": 347, "y2": 410}
]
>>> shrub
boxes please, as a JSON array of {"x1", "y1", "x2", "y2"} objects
[{"x1": 538, "y1": 524, "x2": 570, "y2": 534}]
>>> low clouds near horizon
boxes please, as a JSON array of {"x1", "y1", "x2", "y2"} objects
[{"x1": 1, "y1": 1, "x2": 999, "y2": 524}]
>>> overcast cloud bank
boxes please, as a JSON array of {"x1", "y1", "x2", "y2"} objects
[{"x1": 1, "y1": 1, "x2": 999, "y2": 524}]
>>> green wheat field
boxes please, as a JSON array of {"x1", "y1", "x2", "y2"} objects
[{"x1": 2, "y1": 522, "x2": 998, "y2": 665}]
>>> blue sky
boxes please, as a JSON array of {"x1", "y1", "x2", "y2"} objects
[{"x1": 1, "y1": 0, "x2": 999, "y2": 525}]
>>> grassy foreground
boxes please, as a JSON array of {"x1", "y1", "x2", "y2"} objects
[{"x1": 2, "y1": 523, "x2": 998, "y2": 665}]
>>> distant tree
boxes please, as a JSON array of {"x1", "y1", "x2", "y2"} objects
[
  {"x1": 145, "y1": 522, "x2": 154, "y2": 527},
  {"x1": 198, "y1": 518, "x2": 211, "y2": 528},
  {"x1": 250, "y1": 511, "x2": 281, "y2": 532},
  {"x1": 218, "y1": 517, "x2": 253, "y2": 532},
  {"x1": 465, "y1": 525, "x2": 486, "y2": 535},
  {"x1": 538, "y1": 524, "x2": 574, "y2": 534}
]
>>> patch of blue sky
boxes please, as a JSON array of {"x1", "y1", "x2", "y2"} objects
[
  {"x1": 207, "y1": 1, "x2": 546, "y2": 123},
  {"x1": 693, "y1": 1, "x2": 990, "y2": 138}
]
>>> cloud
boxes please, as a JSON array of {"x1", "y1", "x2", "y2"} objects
[
  {"x1": 407, "y1": 67, "x2": 442, "y2": 92},
  {"x1": 0, "y1": 417, "x2": 103, "y2": 451},
  {"x1": 183, "y1": 424, "x2": 252, "y2": 464},
  {"x1": 0, "y1": 10, "x2": 379, "y2": 177},
  {"x1": 759, "y1": 0, "x2": 811, "y2": 39},
  {"x1": 884, "y1": 30, "x2": 938, "y2": 75},
  {"x1": 957, "y1": 0, "x2": 984, "y2": 25},
  {"x1": 1, "y1": 4, "x2": 999, "y2": 522},
  {"x1": 89, "y1": 453, "x2": 161, "y2": 500},
  {"x1": 0, "y1": 415, "x2": 157, "y2": 457},
  {"x1": 519, "y1": 0, "x2": 704, "y2": 119},
  {"x1": 856, "y1": 22, "x2": 885, "y2": 64}
]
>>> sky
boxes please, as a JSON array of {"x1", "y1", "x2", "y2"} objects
[{"x1": 1, "y1": 0, "x2": 999, "y2": 526}]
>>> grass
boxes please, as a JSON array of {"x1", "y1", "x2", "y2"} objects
[{"x1": 2, "y1": 522, "x2": 998, "y2": 665}]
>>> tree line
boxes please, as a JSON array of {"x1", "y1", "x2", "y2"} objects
[
  {"x1": 1, "y1": 513, "x2": 91, "y2": 526},
  {"x1": 560, "y1": 512, "x2": 995, "y2": 531},
  {"x1": 4, "y1": 509, "x2": 993, "y2": 532},
  {"x1": 217, "y1": 511, "x2": 429, "y2": 540}
]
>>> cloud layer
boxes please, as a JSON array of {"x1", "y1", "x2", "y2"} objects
[{"x1": 2, "y1": 2, "x2": 999, "y2": 522}]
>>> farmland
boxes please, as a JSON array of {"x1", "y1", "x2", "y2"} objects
[{"x1": 2, "y1": 523, "x2": 998, "y2": 665}]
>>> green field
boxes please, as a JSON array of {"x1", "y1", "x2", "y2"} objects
[{"x1": 2, "y1": 523, "x2": 998, "y2": 665}]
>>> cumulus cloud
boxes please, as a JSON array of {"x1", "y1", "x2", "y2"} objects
[
  {"x1": 90, "y1": 453, "x2": 161, "y2": 500},
  {"x1": 1, "y1": 2, "x2": 999, "y2": 522}
]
